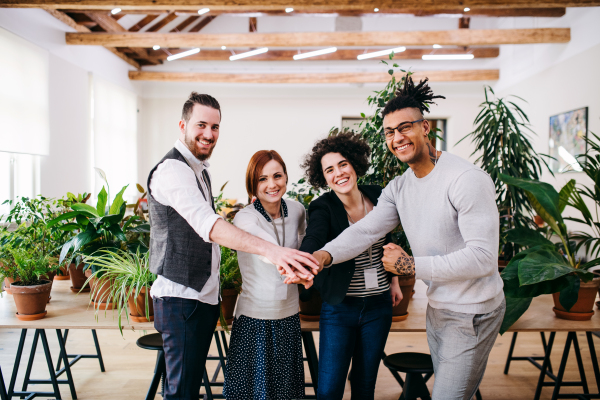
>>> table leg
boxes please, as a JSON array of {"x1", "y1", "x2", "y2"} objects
[
  {"x1": 302, "y1": 331, "x2": 319, "y2": 392},
  {"x1": 39, "y1": 329, "x2": 62, "y2": 400},
  {"x1": 573, "y1": 333, "x2": 590, "y2": 395},
  {"x1": 551, "y1": 332, "x2": 575, "y2": 400},
  {"x1": 202, "y1": 368, "x2": 214, "y2": 400},
  {"x1": 55, "y1": 329, "x2": 77, "y2": 399},
  {"x1": 21, "y1": 330, "x2": 40, "y2": 395},
  {"x1": 8, "y1": 329, "x2": 27, "y2": 398},
  {"x1": 56, "y1": 329, "x2": 69, "y2": 371},
  {"x1": 91, "y1": 330, "x2": 106, "y2": 372},
  {"x1": 586, "y1": 332, "x2": 600, "y2": 396},
  {"x1": 0, "y1": 365, "x2": 8, "y2": 400},
  {"x1": 534, "y1": 331, "x2": 556, "y2": 400}
]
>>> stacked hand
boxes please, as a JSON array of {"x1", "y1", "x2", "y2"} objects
[
  {"x1": 276, "y1": 250, "x2": 330, "y2": 288},
  {"x1": 382, "y1": 243, "x2": 415, "y2": 276},
  {"x1": 267, "y1": 246, "x2": 321, "y2": 289}
]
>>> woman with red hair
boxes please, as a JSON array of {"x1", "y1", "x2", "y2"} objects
[{"x1": 223, "y1": 150, "x2": 307, "y2": 400}]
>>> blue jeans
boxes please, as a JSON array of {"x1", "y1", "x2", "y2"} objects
[{"x1": 317, "y1": 291, "x2": 393, "y2": 400}]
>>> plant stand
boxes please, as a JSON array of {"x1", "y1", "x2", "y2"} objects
[
  {"x1": 533, "y1": 331, "x2": 600, "y2": 400},
  {"x1": 55, "y1": 329, "x2": 105, "y2": 373},
  {"x1": 7, "y1": 329, "x2": 77, "y2": 400}
]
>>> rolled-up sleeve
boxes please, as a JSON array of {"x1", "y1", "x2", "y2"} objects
[{"x1": 149, "y1": 159, "x2": 222, "y2": 243}]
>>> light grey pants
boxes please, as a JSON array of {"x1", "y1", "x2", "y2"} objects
[{"x1": 426, "y1": 298, "x2": 506, "y2": 400}]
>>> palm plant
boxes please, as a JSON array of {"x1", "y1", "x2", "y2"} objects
[
  {"x1": 566, "y1": 132, "x2": 600, "y2": 258},
  {"x1": 499, "y1": 174, "x2": 600, "y2": 333},
  {"x1": 83, "y1": 249, "x2": 156, "y2": 334},
  {"x1": 457, "y1": 87, "x2": 551, "y2": 261}
]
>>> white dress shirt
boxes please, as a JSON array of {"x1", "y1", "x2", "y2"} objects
[{"x1": 149, "y1": 139, "x2": 222, "y2": 304}]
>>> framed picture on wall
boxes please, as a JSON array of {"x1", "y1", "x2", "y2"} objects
[{"x1": 549, "y1": 106, "x2": 588, "y2": 173}]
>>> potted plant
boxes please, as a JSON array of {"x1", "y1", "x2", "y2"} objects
[
  {"x1": 2, "y1": 248, "x2": 52, "y2": 320},
  {"x1": 457, "y1": 87, "x2": 552, "y2": 266},
  {"x1": 499, "y1": 174, "x2": 600, "y2": 333},
  {"x1": 84, "y1": 249, "x2": 156, "y2": 333},
  {"x1": 219, "y1": 246, "x2": 242, "y2": 329}
]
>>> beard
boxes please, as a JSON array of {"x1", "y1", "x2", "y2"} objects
[{"x1": 184, "y1": 131, "x2": 216, "y2": 161}]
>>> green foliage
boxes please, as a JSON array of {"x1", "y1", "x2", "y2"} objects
[
  {"x1": 84, "y1": 249, "x2": 156, "y2": 335},
  {"x1": 499, "y1": 175, "x2": 599, "y2": 333},
  {"x1": 214, "y1": 181, "x2": 245, "y2": 222},
  {"x1": 7, "y1": 247, "x2": 50, "y2": 286},
  {"x1": 457, "y1": 87, "x2": 552, "y2": 260},
  {"x1": 220, "y1": 246, "x2": 242, "y2": 291},
  {"x1": 565, "y1": 132, "x2": 600, "y2": 258},
  {"x1": 286, "y1": 178, "x2": 322, "y2": 212}
]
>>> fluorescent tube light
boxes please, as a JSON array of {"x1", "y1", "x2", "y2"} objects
[
  {"x1": 153, "y1": 45, "x2": 160, "y2": 50},
  {"x1": 221, "y1": 46, "x2": 227, "y2": 50},
  {"x1": 293, "y1": 47, "x2": 337, "y2": 60},
  {"x1": 374, "y1": 8, "x2": 379, "y2": 12},
  {"x1": 285, "y1": 7, "x2": 294, "y2": 13},
  {"x1": 198, "y1": 8, "x2": 210, "y2": 15},
  {"x1": 357, "y1": 47, "x2": 406, "y2": 60},
  {"x1": 464, "y1": 7, "x2": 470, "y2": 12},
  {"x1": 422, "y1": 54, "x2": 474, "y2": 60},
  {"x1": 111, "y1": 8, "x2": 121, "y2": 14},
  {"x1": 433, "y1": 44, "x2": 442, "y2": 49},
  {"x1": 167, "y1": 48, "x2": 200, "y2": 61},
  {"x1": 229, "y1": 47, "x2": 268, "y2": 61}
]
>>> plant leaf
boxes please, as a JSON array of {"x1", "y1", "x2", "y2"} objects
[
  {"x1": 71, "y1": 203, "x2": 100, "y2": 217},
  {"x1": 558, "y1": 274, "x2": 580, "y2": 312},
  {"x1": 505, "y1": 227, "x2": 553, "y2": 248},
  {"x1": 499, "y1": 174, "x2": 561, "y2": 223},
  {"x1": 500, "y1": 297, "x2": 532, "y2": 335},
  {"x1": 47, "y1": 211, "x2": 80, "y2": 228},
  {"x1": 517, "y1": 249, "x2": 575, "y2": 286},
  {"x1": 136, "y1": 183, "x2": 145, "y2": 193},
  {"x1": 109, "y1": 185, "x2": 128, "y2": 215},
  {"x1": 558, "y1": 179, "x2": 576, "y2": 213},
  {"x1": 96, "y1": 187, "x2": 108, "y2": 217}
]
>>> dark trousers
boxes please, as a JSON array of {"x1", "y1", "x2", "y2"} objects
[
  {"x1": 154, "y1": 296, "x2": 220, "y2": 400},
  {"x1": 317, "y1": 291, "x2": 393, "y2": 400}
]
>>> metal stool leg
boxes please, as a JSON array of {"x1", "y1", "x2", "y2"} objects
[
  {"x1": 302, "y1": 332, "x2": 319, "y2": 392},
  {"x1": 145, "y1": 350, "x2": 165, "y2": 400}
]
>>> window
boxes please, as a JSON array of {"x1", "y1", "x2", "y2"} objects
[{"x1": 0, "y1": 152, "x2": 41, "y2": 217}]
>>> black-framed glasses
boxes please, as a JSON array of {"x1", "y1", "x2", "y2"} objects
[{"x1": 380, "y1": 119, "x2": 425, "y2": 139}]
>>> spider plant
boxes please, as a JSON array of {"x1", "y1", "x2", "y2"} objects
[{"x1": 83, "y1": 249, "x2": 156, "y2": 334}]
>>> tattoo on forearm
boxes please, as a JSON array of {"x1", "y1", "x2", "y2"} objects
[{"x1": 394, "y1": 254, "x2": 415, "y2": 276}]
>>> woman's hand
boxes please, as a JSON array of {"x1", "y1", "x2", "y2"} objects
[{"x1": 390, "y1": 276, "x2": 403, "y2": 307}]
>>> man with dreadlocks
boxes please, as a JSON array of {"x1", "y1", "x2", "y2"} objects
[{"x1": 294, "y1": 75, "x2": 505, "y2": 399}]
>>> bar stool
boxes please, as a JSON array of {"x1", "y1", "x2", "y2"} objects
[
  {"x1": 136, "y1": 333, "x2": 215, "y2": 400},
  {"x1": 383, "y1": 352, "x2": 482, "y2": 400}
]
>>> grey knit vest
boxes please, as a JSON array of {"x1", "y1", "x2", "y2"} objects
[{"x1": 147, "y1": 147, "x2": 214, "y2": 292}]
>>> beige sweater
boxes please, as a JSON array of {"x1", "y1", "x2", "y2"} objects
[{"x1": 232, "y1": 199, "x2": 306, "y2": 320}]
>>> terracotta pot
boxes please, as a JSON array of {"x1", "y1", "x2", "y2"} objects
[
  {"x1": 11, "y1": 280, "x2": 52, "y2": 321},
  {"x1": 69, "y1": 263, "x2": 89, "y2": 291},
  {"x1": 498, "y1": 259, "x2": 508, "y2": 273},
  {"x1": 299, "y1": 286, "x2": 322, "y2": 321},
  {"x1": 392, "y1": 275, "x2": 416, "y2": 322},
  {"x1": 4, "y1": 277, "x2": 15, "y2": 295},
  {"x1": 220, "y1": 288, "x2": 239, "y2": 325},
  {"x1": 54, "y1": 264, "x2": 70, "y2": 280},
  {"x1": 127, "y1": 286, "x2": 154, "y2": 322},
  {"x1": 39, "y1": 271, "x2": 57, "y2": 303},
  {"x1": 552, "y1": 277, "x2": 600, "y2": 321}
]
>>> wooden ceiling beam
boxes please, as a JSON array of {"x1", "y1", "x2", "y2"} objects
[
  {"x1": 45, "y1": 9, "x2": 140, "y2": 68},
  {"x1": 128, "y1": 14, "x2": 160, "y2": 32},
  {"x1": 146, "y1": 47, "x2": 499, "y2": 61},
  {"x1": 4, "y1": 0, "x2": 597, "y2": 11},
  {"x1": 189, "y1": 15, "x2": 216, "y2": 32},
  {"x1": 57, "y1": 7, "x2": 567, "y2": 17},
  {"x1": 170, "y1": 15, "x2": 199, "y2": 32},
  {"x1": 145, "y1": 12, "x2": 178, "y2": 32},
  {"x1": 65, "y1": 28, "x2": 570, "y2": 48},
  {"x1": 128, "y1": 69, "x2": 500, "y2": 83}
]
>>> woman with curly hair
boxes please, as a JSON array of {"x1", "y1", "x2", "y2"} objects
[{"x1": 298, "y1": 132, "x2": 402, "y2": 400}]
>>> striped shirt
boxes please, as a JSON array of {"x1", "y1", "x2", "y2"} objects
[{"x1": 346, "y1": 233, "x2": 390, "y2": 297}]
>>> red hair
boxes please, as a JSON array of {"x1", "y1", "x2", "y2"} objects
[{"x1": 245, "y1": 150, "x2": 288, "y2": 201}]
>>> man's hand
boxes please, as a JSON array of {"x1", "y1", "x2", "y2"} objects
[
  {"x1": 390, "y1": 276, "x2": 403, "y2": 307},
  {"x1": 382, "y1": 243, "x2": 415, "y2": 276},
  {"x1": 312, "y1": 250, "x2": 331, "y2": 273},
  {"x1": 266, "y1": 246, "x2": 319, "y2": 281}
]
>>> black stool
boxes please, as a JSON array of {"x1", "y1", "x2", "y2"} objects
[
  {"x1": 383, "y1": 352, "x2": 482, "y2": 400},
  {"x1": 136, "y1": 333, "x2": 215, "y2": 400}
]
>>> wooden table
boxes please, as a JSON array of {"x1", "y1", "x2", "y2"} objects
[{"x1": 1, "y1": 280, "x2": 599, "y2": 400}]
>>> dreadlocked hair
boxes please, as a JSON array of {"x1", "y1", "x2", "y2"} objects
[{"x1": 382, "y1": 75, "x2": 445, "y2": 117}]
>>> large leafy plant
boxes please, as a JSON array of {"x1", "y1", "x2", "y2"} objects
[
  {"x1": 499, "y1": 174, "x2": 599, "y2": 333},
  {"x1": 566, "y1": 132, "x2": 600, "y2": 258},
  {"x1": 84, "y1": 249, "x2": 156, "y2": 334},
  {"x1": 457, "y1": 87, "x2": 551, "y2": 260}
]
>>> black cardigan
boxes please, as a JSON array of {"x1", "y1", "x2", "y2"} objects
[{"x1": 300, "y1": 185, "x2": 392, "y2": 305}]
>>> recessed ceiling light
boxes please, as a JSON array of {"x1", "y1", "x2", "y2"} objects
[
  {"x1": 285, "y1": 7, "x2": 294, "y2": 13},
  {"x1": 152, "y1": 45, "x2": 160, "y2": 50},
  {"x1": 422, "y1": 54, "x2": 474, "y2": 60},
  {"x1": 374, "y1": 8, "x2": 379, "y2": 12},
  {"x1": 433, "y1": 44, "x2": 442, "y2": 49},
  {"x1": 293, "y1": 47, "x2": 337, "y2": 60},
  {"x1": 167, "y1": 48, "x2": 200, "y2": 61},
  {"x1": 221, "y1": 46, "x2": 227, "y2": 50},
  {"x1": 464, "y1": 7, "x2": 470, "y2": 12},
  {"x1": 111, "y1": 8, "x2": 121, "y2": 14},
  {"x1": 230, "y1": 47, "x2": 269, "y2": 61},
  {"x1": 198, "y1": 8, "x2": 210, "y2": 15},
  {"x1": 357, "y1": 47, "x2": 406, "y2": 60}
]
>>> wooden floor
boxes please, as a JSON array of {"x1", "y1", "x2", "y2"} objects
[{"x1": 1, "y1": 327, "x2": 599, "y2": 399}]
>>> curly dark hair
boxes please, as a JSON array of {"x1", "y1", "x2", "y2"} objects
[
  {"x1": 301, "y1": 132, "x2": 371, "y2": 189},
  {"x1": 382, "y1": 75, "x2": 445, "y2": 117}
]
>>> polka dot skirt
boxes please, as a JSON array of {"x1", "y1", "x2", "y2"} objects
[{"x1": 223, "y1": 313, "x2": 305, "y2": 400}]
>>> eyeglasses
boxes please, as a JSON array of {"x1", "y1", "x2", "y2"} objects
[{"x1": 380, "y1": 119, "x2": 425, "y2": 139}]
